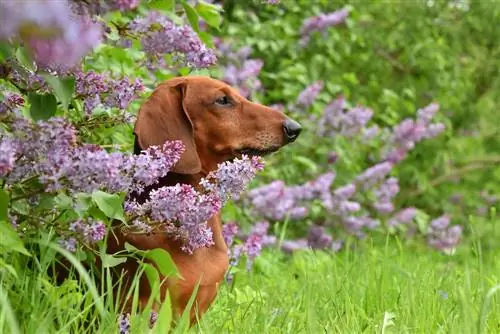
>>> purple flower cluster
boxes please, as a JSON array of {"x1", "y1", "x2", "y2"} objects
[
  {"x1": 318, "y1": 96, "x2": 374, "y2": 138},
  {"x1": 201, "y1": 155, "x2": 265, "y2": 200},
  {"x1": 300, "y1": 8, "x2": 349, "y2": 45},
  {"x1": 75, "y1": 70, "x2": 145, "y2": 114},
  {"x1": 69, "y1": 218, "x2": 106, "y2": 244},
  {"x1": 125, "y1": 155, "x2": 265, "y2": 253},
  {"x1": 3, "y1": 116, "x2": 184, "y2": 195},
  {"x1": 427, "y1": 215, "x2": 462, "y2": 253},
  {"x1": 0, "y1": 1, "x2": 103, "y2": 72},
  {"x1": 216, "y1": 41, "x2": 264, "y2": 98},
  {"x1": 388, "y1": 207, "x2": 417, "y2": 227},
  {"x1": 0, "y1": 92, "x2": 25, "y2": 116},
  {"x1": 118, "y1": 313, "x2": 130, "y2": 334},
  {"x1": 295, "y1": 81, "x2": 323, "y2": 109},
  {"x1": 0, "y1": 137, "x2": 18, "y2": 177},
  {"x1": 129, "y1": 12, "x2": 217, "y2": 69},
  {"x1": 225, "y1": 221, "x2": 270, "y2": 271},
  {"x1": 384, "y1": 103, "x2": 445, "y2": 163},
  {"x1": 372, "y1": 177, "x2": 400, "y2": 214}
]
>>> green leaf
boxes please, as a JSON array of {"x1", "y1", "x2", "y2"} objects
[
  {"x1": 153, "y1": 293, "x2": 172, "y2": 334},
  {"x1": 0, "y1": 42, "x2": 12, "y2": 62},
  {"x1": 0, "y1": 189, "x2": 9, "y2": 222},
  {"x1": 40, "y1": 73, "x2": 75, "y2": 111},
  {"x1": 181, "y1": 1, "x2": 200, "y2": 33},
  {"x1": 148, "y1": 0, "x2": 176, "y2": 12},
  {"x1": 28, "y1": 92, "x2": 57, "y2": 121},
  {"x1": 142, "y1": 262, "x2": 160, "y2": 290},
  {"x1": 15, "y1": 46, "x2": 35, "y2": 71},
  {"x1": 101, "y1": 253, "x2": 127, "y2": 268},
  {"x1": 143, "y1": 248, "x2": 179, "y2": 278},
  {"x1": 195, "y1": 1, "x2": 223, "y2": 29},
  {"x1": 91, "y1": 191, "x2": 125, "y2": 222},
  {"x1": 0, "y1": 220, "x2": 31, "y2": 256},
  {"x1": 292, "y1": 156, "x2": 319, "y2": 174}
]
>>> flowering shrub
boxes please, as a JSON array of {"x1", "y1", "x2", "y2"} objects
[{"x1": 1, "y1": 0, "x2": 500, "y2": 332}]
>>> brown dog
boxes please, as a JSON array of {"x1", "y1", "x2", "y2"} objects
[{"x1": 107, "y1": 76, "x2": 302, "y2": 325}]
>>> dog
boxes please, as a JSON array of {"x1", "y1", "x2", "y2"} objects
[{"x1": 106, "y1": 76, "x2": 302, "y2": 326}]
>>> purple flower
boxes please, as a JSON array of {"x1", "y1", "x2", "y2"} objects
[
  {"x1": 296, "y1": 81, "x2": 323, "y2": 108},
  {"x1": 0, "y1": 1, "x2": 103, "y2": 71},
  {"x1": 0, "y1": 137, "x2": 18, "y2": 177},
  {"x1": 58, "y1": 237, "x2": 77, "y2": 252},
  {"x1": 130, "y1": 12, "x2": 217, "y2": 69},
  {"x1": 201, "y1": 155, "x2": 265, "y2": 201},
  {"x1": 222, "y1": 222, "x2": 239, "y2": 247},
  {"x1": 318, "y1": 96, "x2": 373, "y2": 138},
  {"x1": 307, "y1": 225, "x2": 333, "y2": 250},
  {"x1": 333, "y1": 184, "x2": 356, "y2": 200},
  {"x1": 356, "y1": 162, "x2": 393, "y2": 189},
  {"x1": 281, "y1": 239, "x2": 309, "y2": 254},
  {"x1": 149, "y1": 311, "x2": 158, "y2": 329},
  {"x1": 388, "y1": 207, "x2": 417, "y2": 227},
  {"x1": 69, "y1": 218, "x2": 106, "y2": 243},
  {"x1": 300, "y1": 8, "x2": 349, "y2": 45},
  {"x1": 118, "y1": 313, "x2": 130, "y2": 334},
  {"x1": 427, "y1": 216, "x2": 462, "y2": 253},
  {"x1": 104, "y1": 77, "x2": 145, "y2": 110}
]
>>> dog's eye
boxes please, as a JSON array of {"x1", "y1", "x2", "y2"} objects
[{"x1": 215, "y1": 96, "x2": 232, "y2": 106}]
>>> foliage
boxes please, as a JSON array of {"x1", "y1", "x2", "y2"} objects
[{"x1": 0, "y1": 0, "x2": 499, "y2": 332}]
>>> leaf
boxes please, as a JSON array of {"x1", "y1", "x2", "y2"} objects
[
  {"x1": 91, "y1": 191, "x2": 125, "y2": 222},
  {"x1": 0, "y1": 220, "x2": 31, "y2": 256},
  {"x1": 28, "y1": 92, "x2": 57, "y2": 121},
  {"x1": 148, "y1": 0, "x2": 176, "y2": 12},
  {"x1": 142, "y1": 262, "x2": 160, "y2": 290},
  {"x1": 143, "y1": 248, "x2": 179, "y2": 278},
  {"x1": 0, "y1": 42, "x2": 12, "y2": 62},
  {"x1": 292, "y1": 156, "x2": 319, "y2": 173},
  {"x1": 181, "y1": 1, "x2": 200, "y2": 33},
  {"x1": 15, "y1": 46, "x2": 35, "y2": 71},
  {"x1": 195, "y1": 1, "x2": 223, "y2": 29},
  {"x1": 153, "y1": 293, "x2": 173, "y2": 334},
  {"x1": 0, "y1": 189, "x2": 9, "y2": 222},
  {"x1": 41, "y1": 73, "x2": 75, "y2": 111},
  {"x1": 101, "y1": 253, "x2": 127, "y2": 268}
]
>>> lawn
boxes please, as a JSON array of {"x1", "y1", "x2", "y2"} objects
[{"x1": 199, "y1": 231, "x2": 500, "y2": 333}]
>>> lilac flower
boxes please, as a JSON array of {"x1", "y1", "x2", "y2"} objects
[
  {"x1": 0, "y1": 1, "x2": 103, "y2": 71},
  {"x1": 356, "y1": 162, "x2": 393, "y2": 189},
  {"x1": 218, "y1": 43, "x2": 264, "y2": 98},
  {"x1": 318, "y1": 96, "x2": 374, "y2": 138},
  {"x1": 104, "y1": 77, "x2": 144, "y2": 110},
  {"x1": 295, "y1": 81, "x2": 323, "y2": 108},
  {"x1": 59, "y1": 238, "x2": 77, "y2": 252},
  {"x1": 201, "y1": 155, "x2": 265, "y2": 200},
  {"x1": 118, "y1": 313, "x2": 130, "y2": 334},
  {"x1": 0, "y1": 137, "x2": 18, "y2": 177},
  {"x1": 427, "y1": 215, "x2": 462, "y2": 253},
  {"x1": 149, "y1": 311, "x2": 158, "y2": 329},
  {"x1": 384, "y1": 103, "x2": 445, "y2": 163},
  {"x1": 307, "y1": 225, "x2": 333, "y2": 249},
  {"x1": 300, "y1": 8, "x2": 349, "y2": 45},
  {"x1": 129, "y1": 12, "x2": 217, "y2": 69},
  {"x1": 333, "y1": 184, "x2": 356, "y2": 200},
  {"x1": 222, "y1": 222, "x2": 239, "y2": 247},
  {"x1": 372, "y1": 177, "x2": 399, "y2": 214},
  {"x1": 69, "y1": 218, "x2": 106, "y2": 243},
  {"x1": 110, "y1": 0, "x2": 141, "y2": 11},
  {"x1": 281, "y1": 239, "x2": 308, "y2": 254}
]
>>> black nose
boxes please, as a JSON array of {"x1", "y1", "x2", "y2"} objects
[{"x1": 283, "y1": 118, "x2": 302, "y2": 142}]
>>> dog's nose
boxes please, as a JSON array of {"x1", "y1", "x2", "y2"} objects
[{"x1": 283, "y1": 118, "x2": 302, "y2": 142}]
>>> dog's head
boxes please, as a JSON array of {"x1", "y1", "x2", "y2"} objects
[{"x1": 134, "y1": 76, "x2": 302, "y2": 174}]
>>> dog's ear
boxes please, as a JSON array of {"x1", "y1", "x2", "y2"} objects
[{"x1": 134, "y1": 78, "x2": 201, "y2": 174}]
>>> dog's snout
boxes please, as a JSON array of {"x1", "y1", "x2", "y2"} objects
[{"x1": 283, "y1": 118, "x2": 302, "y2": 142}]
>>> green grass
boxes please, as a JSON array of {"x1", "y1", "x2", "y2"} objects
[
  {"x1": 198, "y1": 239, "x2": 500, "y2": 333},
  {"x1": 2, "y1": 223, "x2": 500, "y2": 334}
]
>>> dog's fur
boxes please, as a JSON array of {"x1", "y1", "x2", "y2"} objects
[{"x1": 106, "y1": 76, "x2": 301, "y2": 325}]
